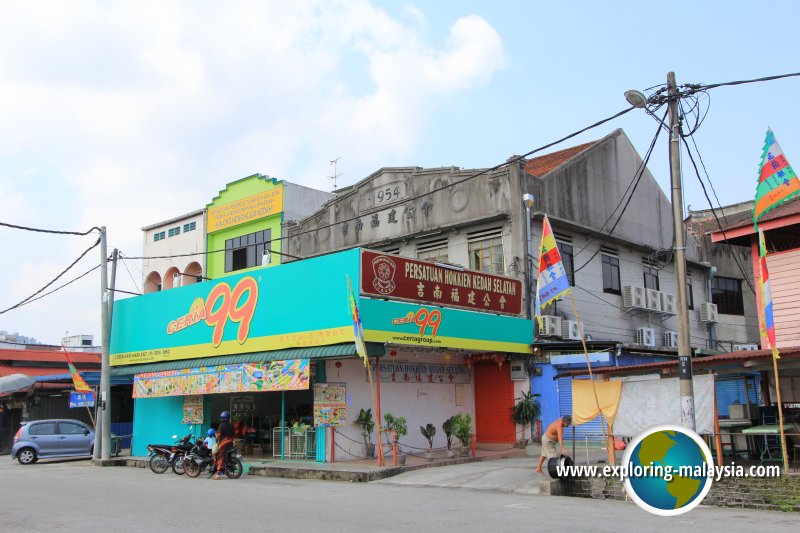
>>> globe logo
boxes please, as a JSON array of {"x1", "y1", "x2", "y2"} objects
[{"x1": 622, "y1": 424, "x2": 713, "y2": 516}]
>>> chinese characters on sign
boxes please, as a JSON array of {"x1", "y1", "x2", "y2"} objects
[
  {"x1": 133, "y1": 359, "x2": 310, "y2": 398},
  {"x1": 69, "y1": 391, "x2": 95, "y2": 408},
  {"x1": 372, "y1": 362, "x2": 470, "y2": 384},
  {"x1": 360, "y1": 250, "x2": 523, "y2": 315},
  {"x1": 313, "y1": 382, "x2": 347, "y2": 427}
]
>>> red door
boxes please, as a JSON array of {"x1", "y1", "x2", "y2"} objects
[{"x1": 473, "y1": 363, "x2": 515, "y2": 443}]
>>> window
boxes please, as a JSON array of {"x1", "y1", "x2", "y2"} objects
[
  {"x1": 712, "y1": 276, "x2": 744, "y2": 315},
  {"x1": 686, "y1": 278, "x2": 694, "y2": 310},
  {"x1": 29, "y1": 422, "x2": 56, "y2": 436},
  {"x1": 468, "y1": 228, "x2": 504, "y2": 275},
  {"x1": 643, "y1": 264, "x2": 660, "y2": 291},
  {"x1": 59, "y1": 422, "x2": 88, "y2": 435},
  {"x1": 557, "y1": 242, "x2": 574, "y2": 286},
  {"x1": 153, "y1": 231, "x2": 165, "y2": 242},
  {"x1": 168, "y1": 226, "x2": 181, "y2": 237},
  {"x1": 602, "y1": 254, "x2": 621, "y2": 295},
  {"x1": 183, "y1": 222, "x2": 197, "y2": 233},
  {"x1": 225, "y1": 229, "x2": 272, "y2": 273},
  {"x1": 81, "y1": 339, "x2": 92, "y2": 346},
  {"x1": 417, "y1": 238, "x2": 448, "y2": 263}
]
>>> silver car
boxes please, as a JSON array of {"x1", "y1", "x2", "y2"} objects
[{"x1": 11, "y1": 419, "x2": 119, "y2": 464}]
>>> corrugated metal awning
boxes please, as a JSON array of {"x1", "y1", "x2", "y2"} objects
[{"x1": 109, "y1": 342, "x2": 385, "y2": 376}]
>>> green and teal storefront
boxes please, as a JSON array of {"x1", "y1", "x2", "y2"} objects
[{"x1": 110, "y1": 248, "x2": 533, "y2": 460}]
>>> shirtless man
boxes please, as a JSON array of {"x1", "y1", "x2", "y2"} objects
[{"x1": 536, "y1": 415, "x2": 572, "y2": 474}]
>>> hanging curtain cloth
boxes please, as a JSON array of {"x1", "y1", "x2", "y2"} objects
[{"x1": 571, "y1": 380, "x2": 622, "y2": 427}]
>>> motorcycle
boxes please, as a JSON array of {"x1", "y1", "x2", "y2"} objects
[
  {"x1": 146, "y1": 430, "x2": 196, "y2": 475},
  {"x1": 184, "y1": 440, "x2": 243, "y2": 479}
]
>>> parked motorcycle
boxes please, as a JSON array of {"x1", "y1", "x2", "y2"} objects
[
  {"x1": 184, "y1": 441, "x2": 243, "y2": 479},
  {"x1": 146, "y1": 430, "x2": 196, "y2": 474}
]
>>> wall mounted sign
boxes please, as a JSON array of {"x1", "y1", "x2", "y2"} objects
[
  {"x1": 133, "y1": 359, "x2": 310, "y2": 398},
  {"x1": 371, "y1": 362, "x2": 470, "y2": 384},
  {"x1": 69, "y1": 391, "x2": 95, "y2": 408},
  {"x1": 313, "y1": 382, "x2": 347, "y2": 427},
  {"x1": 182, "y1": 395, "x2": 204, "y2": 424},
  {"x1": 360, "y1": 250, "x2": 523, "y2": 315},
  {"x1": 207, "y1": 187, "x2": 284, "y2": 233}
]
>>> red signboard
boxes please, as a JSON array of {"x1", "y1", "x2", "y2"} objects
[{"x1": 360, "y1": 250, "x2": 523, "y2": 315}]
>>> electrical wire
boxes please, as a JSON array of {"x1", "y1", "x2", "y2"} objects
[
  {"x1": 0, "y1": 221, "x2": 100, "y2": 236},
  {"x1": 120, "y1": 255, "x2": 142, "y2": 294},
  {"x1": 16, "y1": 265, "x2": 101, "y2": 307},
  {"x1": 692, "y1": 71, "x2": 800, "y2": 92},
  {"x1": 0, "y1": 238, "x2": 101, "y2": 315}
]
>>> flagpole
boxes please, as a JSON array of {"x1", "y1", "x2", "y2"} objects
[
  {"x1": 770, "y1": 355, "x2": 789, "y2": 471},
  {"x1": 568, "y1": 291, "x2": 608, "y2": 446}
]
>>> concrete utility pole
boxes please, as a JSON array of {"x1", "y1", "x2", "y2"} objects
[
  {"x1": 99, "y1": 227, "x2": 112, "y2": 460},
  {"x1": 522, "y1": 194, "x2": 536, "y2": 321},
  {"x1": 668, "y1": 72, "x2": 696, "y2": 431}
]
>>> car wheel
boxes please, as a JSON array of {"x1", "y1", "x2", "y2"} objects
[
  {"x1": 17, "y1": 447, "x2": 38, "y2": 465},
  {"x1": 148, "y1": 454, "x2": 170, "y2": 474}
]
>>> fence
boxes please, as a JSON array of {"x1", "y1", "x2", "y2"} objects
[{"x1": 272, "y1": 426, "x2": 317, "y2": 460}]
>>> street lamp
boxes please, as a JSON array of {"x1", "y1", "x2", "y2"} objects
[
  {"x1": 522, "y1": 194, "x2": 536, "y2": 320},
  {"x1": 625, "y1": 72, "x2": 696, "y2": 431}
]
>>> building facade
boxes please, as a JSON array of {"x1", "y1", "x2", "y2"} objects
[{"x1": 142, "y1": 210, "x2": 206, "y2": 293}]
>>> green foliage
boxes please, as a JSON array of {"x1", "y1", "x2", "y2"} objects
[
  {"x1": 355, "y1": 408, "x2": 375, "y2": 446},
  {"x1": 451, "y1": 412, "x2": 473, "y2": 447},
  {"x1": 420, "y1": 423, "x2": 436, "y2": 451},
  {"x1": 511, "y1": 391, "x2": 541, "y2": 441},
  {"x1": 383, "y1": 412, "x2": 408, "y2": 441},
  {"x1": 442, "y1": 416, "x2": 455, "y2": 450}
]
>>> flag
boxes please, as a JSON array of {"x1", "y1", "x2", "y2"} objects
[
  {"x1": 534, "y1": 215, "x2": 572, "y2": 318},
  {"x1": 758, "y1": 230, "x2": 780, "y2": 359},
  {"x1": 754, "y1": 129, "x2": 800, "y2": 227},
  {"x1": 347, "y1": 275, "x2": 369, "y2": 367},
  {"x1": 63, "y1": 349, "x2": 92, "y2": 393}
]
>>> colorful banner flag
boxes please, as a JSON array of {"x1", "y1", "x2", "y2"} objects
[
  {"x1": 347, "y1": 275, "x2": 369, "y2": 367},
  {"x1": 758, "y1": 230, "x2": 780, "y2": 359},
  {"x1": 63, "y1": 349, "x2": 92, "y2": 393},
  {"x1": 534, "y1": 215, "x2": 572, "y2": 317},
  {"x1": 754, "y1": 129, "x2": 800, "y2": 227}
]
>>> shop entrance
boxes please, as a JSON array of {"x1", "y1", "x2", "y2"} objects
[
  {"x1": 207, "y1": 389, "x2": 313, "y2": 456},
  {"x1": 473, "y1": 363, "x2": 516, "y2": 443}
]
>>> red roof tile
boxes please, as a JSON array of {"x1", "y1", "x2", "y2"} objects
[
  {"x1": 0, "y1": 364, "x2": 79, "y2": 377},
  {"x1": 718, "y1": 195, "x2": 800, "y2": 232},
  {"x1": 524, "y1": 141, "x2": 596, "y2": 177},
  {"x1": 0, "y1": 349, "x2": 100, "y2": 364}
]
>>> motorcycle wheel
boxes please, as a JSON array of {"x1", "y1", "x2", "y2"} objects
[
  {"x1": 149, "y1": 454, "x2": 169, "y2": 474},
  {"x1": 172, "y1": 454, "x2": 186, "y2": 475},
  {"x1": 184, "y1": 458, "x2": 202, "y2": 478},
  {"x1": 225, "y1": 458, "x2": 243, "y2": 479}
]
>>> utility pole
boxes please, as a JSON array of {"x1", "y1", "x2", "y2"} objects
[
  {"x1": 98, "y1": 227, "x2": 112, "y2": 460},
  {"x1": 668, "y1": 71, "x2": 696, "y2": 431},
  {"x1": 522, "y1": 194, "x2": 536, "y2": 320}
]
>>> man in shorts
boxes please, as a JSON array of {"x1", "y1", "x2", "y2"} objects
[{"x1": 536, "y1": 415, "x2": 572, "y2": 474}]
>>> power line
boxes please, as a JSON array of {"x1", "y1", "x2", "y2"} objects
[
  {"x1": 15, "y1": 264, "x2": 100, "y2": 308},
  {"x1": 693, "y1": 71, "x2": 800, "y2": 92},
  {"x1": 0, "y1": 221, "x2": 100, "y2": 236},
  {"x1": 119, "y1": 255, "x2": 142, "y2": 294},
  {"x1": 0, "y1": 238, "x2": 101, "y2": 315}
]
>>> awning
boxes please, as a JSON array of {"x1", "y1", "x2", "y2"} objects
[{"x1": 110, "y1": 342, "x2": 385, "y2": 376}]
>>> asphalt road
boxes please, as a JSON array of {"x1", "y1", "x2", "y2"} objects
[{"x1": 1, "y1": 457, "x2": 797, "y2": 533}]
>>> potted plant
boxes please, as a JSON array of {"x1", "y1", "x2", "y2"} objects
[
  {"x1": 383, "y1": 412, "x2": 408, "y2": 465},
  {"x1": 442, "y1": 416, "x2": 456, "y2": 458},
  {"x1": 420, "y1": 423, "x2": 436, "y2": 461},
  {"x1": 355, "y1": 408, "x2": 376, "y2": 458},
  {"x1": 511, "y1": 390, "x2": 541, "y2": 452},
  {"x1": 452, "y1": 412, "x2": 473, "y2": 457}
]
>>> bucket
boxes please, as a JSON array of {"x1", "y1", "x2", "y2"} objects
[{"x1": 546, "y1": 454, "x2": 574, "y2": 480}]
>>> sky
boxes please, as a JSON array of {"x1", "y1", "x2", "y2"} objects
[{"x1": 1, "y1": 1, "x2": 799, "y2": 345}]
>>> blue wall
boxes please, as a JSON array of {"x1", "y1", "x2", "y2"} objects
[
  {"x1": 132, "y1": 397, "x2": 208, "y2": 456},
  {"x1": 531, "y1": 364, "x2": 560, "y2": 428}
]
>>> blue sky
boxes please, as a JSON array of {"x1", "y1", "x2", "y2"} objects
[{"x1": 1, "y1": 1, "x2": 798, "y2": 344}]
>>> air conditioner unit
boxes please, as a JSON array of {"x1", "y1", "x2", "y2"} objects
[
  {"x1": 660, "y1": 292, "x2": 676, "y2": 315},
  {"x1": 173, "y1": 273, "x2": 182, "y2": 287},
  {"x1": 663, "y1": 331, "x2": 678, "y2": 348},
  {"x1": 561, "y1": 320, "x2": 584, "y2": 341},
  {"x1": 538, "y1": 315, "x2": 562, "y2": 337},
  {"x1": 509, "y1": 363, "x2": 527, "y2": 381},
  {"x1": 700, "y1": 302, "x2": 718, "y2": 323},
  {"x1": 636, "y1": 327, "x2": 656, "y2": 347},
  {"x1": 646, "y1": 289, "x2": 662, "y2": 312},
  {"x1": 622, "y1": 285, "x2": 646, "y2": 309},
  {"x1": 733, "y1": 343, "x2": 759, "y2": 352}
]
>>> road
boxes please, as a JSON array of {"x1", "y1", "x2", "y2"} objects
[{"x1": 0, "y1": 458, "x2": 796, "y2": 532}]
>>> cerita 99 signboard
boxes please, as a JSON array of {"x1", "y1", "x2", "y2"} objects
[{"x1": 360, "y1": 250, "x2": 523, "y2": 315}]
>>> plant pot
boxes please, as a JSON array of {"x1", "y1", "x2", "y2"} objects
[
  {"x1": 425, "y1": 451, "x2": 435, "y2": 461},
  {"x1": 365, "y1": 443, "x2": 376, "y2": 458},
  {"x1": 447, "y1": 449, "x2": 456, "y2": 458},
  {"x1": 459, "y1": 446, "x2": 470, "y2": 457},
  {"x1": 397, "y1": 454, "x2": 407, "y2": 466}
]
